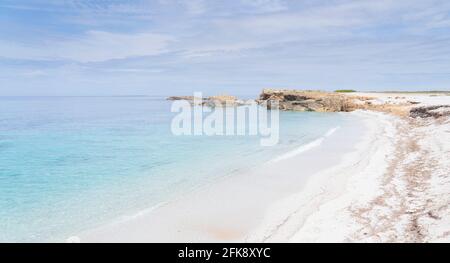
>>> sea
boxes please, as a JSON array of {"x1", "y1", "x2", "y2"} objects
[{"x1": 0, "y1": 96, "x2": 364, "y2": 242}]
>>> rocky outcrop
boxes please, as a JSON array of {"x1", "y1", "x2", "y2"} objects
[
  {"x1": 257, "y1": 89, "x2": 357, "y2": 112},
  {"x1": 355, "y1": 101, "x2": 414, "y2": 117},
  {"x1": 410, "y1": 105, "x2": 450, "y2": 118},
  {"x1": 167, "y1": 96, "x2": 199, "y2": 101},
  {"x1": 167, "y1": 95, "x2": 247, "y2": 107},
  {"x1": 257, "y1": 89, "x2": 432, "y2": 117}
]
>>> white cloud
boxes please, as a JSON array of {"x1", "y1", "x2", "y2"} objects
[
  {"x1": 54, "y1": 31, "x2": 174, "y2": 62},
  {"x1": 241, "y1": 0, "x2": 287, "y2": 13},
  {"x1": 182, "y1": 42, "x2": 266, "y2": 58},
  {"x1": 100, "y1": 68, "x2": 165, "y2": 73},
  {"x1": 0, "y1": 31, "x2": 175, "y2": 63},
  {"x1": 21, "y1": 70, "x2": 48, "y2": 77},
  {"x1": 183, "y1": 0, "x2": 207, "y2": 16},
  {"x1": 215, "y1": 0, "x2": 402, "y2": 35}
]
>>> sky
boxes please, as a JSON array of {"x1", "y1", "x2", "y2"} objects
[{"x1": 1, "y1": 0, "x2": 450, "y2": 96}]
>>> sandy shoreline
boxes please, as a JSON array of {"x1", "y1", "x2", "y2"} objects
[
  {"x1": 247, "y1": 110, "x2": 398, "y2": 242},
  {"x1": 78, "y1": 93, "x2": 449, "y2": 243},
  {"x1": 282, "y1": 93, "x2": 450, "y2": 242}
]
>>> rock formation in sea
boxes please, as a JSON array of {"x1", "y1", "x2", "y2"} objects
[
  {"x1": 167, "y1": 94, "x2": 247, "y2": 107},
  {"x1": 166, "y1": 96, "x2": 199, "y2": 101}
]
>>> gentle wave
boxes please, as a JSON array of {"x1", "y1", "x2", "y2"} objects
[
  {"x1": 269, "y1": 126, "x2": 340, "y2": 163},
  {"x1": 105, "y1": 202, "x2": 168, "y2": 227},
  {"x1": 324, "y1": 126, "x2": 340, "y2": 137}
]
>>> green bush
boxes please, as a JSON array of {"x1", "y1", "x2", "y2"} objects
[{"x1": 334, "y1": 89, "x2": 356, "y2": 93}]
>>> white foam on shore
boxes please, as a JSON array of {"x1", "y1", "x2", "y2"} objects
[
  {"x1": 67, "y1": 201, "x2": 169, "y2": 242},
  {"x1": 269, "y1": 126, "x2": 340, "y2": 163},
  {"x1": 113, "y1": 202, "x2": 168, "y2": 224}
]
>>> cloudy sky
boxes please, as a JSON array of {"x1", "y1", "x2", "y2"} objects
[{"x1": 1, "y1": 0, "x2": 450, "y2": 96}]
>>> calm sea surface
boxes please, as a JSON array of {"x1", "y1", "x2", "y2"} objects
[{"x1": 0, "y1": 96, "x2": 360, "y2": 241}]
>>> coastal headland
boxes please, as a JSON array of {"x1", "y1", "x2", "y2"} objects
[{"x1": 169, "y1": 89, "x2": 450, "y2": 118}]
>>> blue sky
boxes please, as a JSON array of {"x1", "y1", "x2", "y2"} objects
[{"x1": 1, "y1": 0, "x2": 450, "y2": 96}]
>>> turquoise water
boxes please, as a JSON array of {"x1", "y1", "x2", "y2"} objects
[{"x1": 0, "y1": 96, "x2": 358, "y2": 242}]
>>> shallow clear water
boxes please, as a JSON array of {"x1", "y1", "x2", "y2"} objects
[{"x1": 0, "y1": 96, "x2": 361, "y2": 242}]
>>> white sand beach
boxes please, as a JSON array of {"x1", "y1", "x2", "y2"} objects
[
  {"x1": 285, "y1": 93, "x2": 450, "y2": 243},
  {"x1": 78, "y1": 93, "x2": 450, "y2": 243}
]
